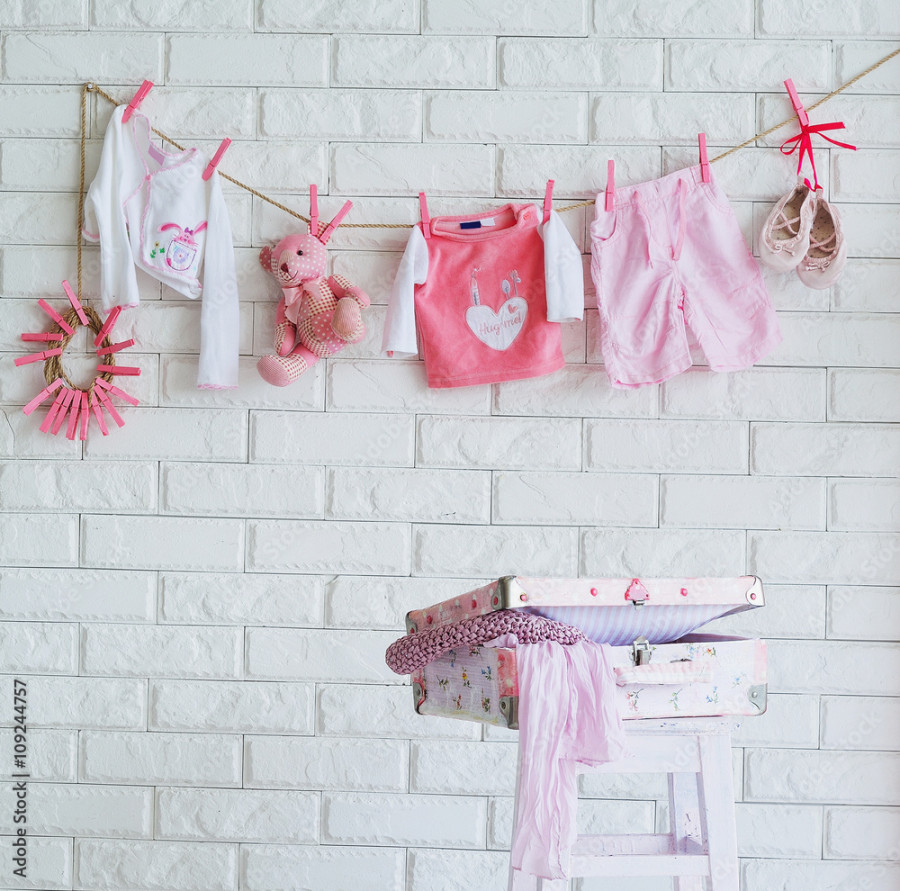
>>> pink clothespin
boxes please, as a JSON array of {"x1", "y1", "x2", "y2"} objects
[
  {"x1": 698, "y1": 133, "x2": 710, "y2": 183},
  {"x1": 23, "y1": 378, "x2": 63, "y2": 415},
  {"x1": 51, "y1": 390, "x2": 76, "y2": 435},
  {"x1": 39, "y1": 388, "x2": 69, "y2": 433},
  {"x1": 93, "y1": 306, "x2": 122, "y2": 346},
  {"x1": 21, "y1": 332, "x2": 64, "y2": 343},
  {"x1": 93, "y1": 386, "x2": 125, "y2": 427},
  {"x1": 65, "y1": 393, "x2": 81, "y2": 440},
  {"x1": 37, "y1": 299, "x2": 74, "y2": 335},
  {"x1": 780, "y1": 78, "x2": 856, "y2": 192},
  {"x1": 96, "y1": 377, "x2": 140, "y2": 406},
  {"x1": 79, "y1": 392, "x2": 90, "y2": 440},
  {"x1": 15, "y1": 348, "x2": 63, "y2": 367},
  {"x1": 96, "y1": 339, "x2": 135, "y2": 357},
  {"x1": 61, "y1": 280, "x2": 89, "y2": 326},
  {"x1": 605, "y1": 160, "x2": 615, "y2": 212},
  {"x1": 419, "y1": 192, "x2": 431, "y2": 239},
  {"x1": 202, "y1": 137, "x2": 231, "y2": 181},
  {"x1": 542, "y1": 179, "x2": 555, "y2": 224},
  {"x1": 97, "y1": 364, "x2": 140, "y2": 376},
  {"x1": 319, "y1": 200, "x2": 353, "y2": 244},
  {"x1": 89, "y1": 392, "x2": 110, "y2": 436},
  {"x1": 309, "y1": 184, "x2": 319, "y2": 237},
  {"x1": 122, "y1": 80, "x2": 153, "y2": 123},
  {"x1": 784, "y1": 78, "x2": 809, "y2": 128}
]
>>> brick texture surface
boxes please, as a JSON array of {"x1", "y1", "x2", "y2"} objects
[{"x1": 0, "y1": 4, "x2": 896, "y2": 888}]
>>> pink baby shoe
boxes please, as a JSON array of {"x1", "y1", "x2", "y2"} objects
[
  {"x1": 796, "y1": 194, "x2": 846, "y2": 289},
  {"x1": 758, "y1": 181, "x2": 816, "y2": 271}
]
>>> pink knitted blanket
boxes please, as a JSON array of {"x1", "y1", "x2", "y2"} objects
[{"x1": 385, "y1": 609, "x2": 586, "y2": 675}]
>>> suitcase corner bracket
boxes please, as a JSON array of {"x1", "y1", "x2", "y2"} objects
[
  {"x1": 495, "y1": 576, "x2": 525, "y2": 610},
  {"x1": 747, "y1": 684, "x2": 767, "y2": 713},
  {"x1": 412, "y1": 681, "x2": 425, "y2": 713},
  {"x1": 746, "y1": 576, "x2": 764, "y2": 605},
  {"x1": 499, "y1": 695, "x2": 519, "y2": 730}
]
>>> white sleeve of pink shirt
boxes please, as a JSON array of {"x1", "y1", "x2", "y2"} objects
[
  {"x1": 382, "y1": 225, "x2": 429, "y2": 357},
  {"x1": 541, "y1": 210, "x2": 585, "y2": 323}
]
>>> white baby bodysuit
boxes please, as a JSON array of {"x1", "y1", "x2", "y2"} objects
[{"x1": 83, "y1": 105, "x2": 240, "y2": 389}]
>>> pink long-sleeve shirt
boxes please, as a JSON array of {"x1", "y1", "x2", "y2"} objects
[{"x1": 382, "y1": 203, "x2": 584, "y2": 388}]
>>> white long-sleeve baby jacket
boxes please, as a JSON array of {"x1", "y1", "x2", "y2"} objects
[{"x1": 83, "y1": 105, "x2": 240, "y2": 389}]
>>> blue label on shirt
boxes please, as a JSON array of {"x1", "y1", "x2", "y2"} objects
[{"x1": 459, "y1": 221, "x2": 482, "y2": 230}]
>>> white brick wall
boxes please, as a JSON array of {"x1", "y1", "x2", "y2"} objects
[{"x1": 0, "y1": 3, "x2": 897, "y2": 889}]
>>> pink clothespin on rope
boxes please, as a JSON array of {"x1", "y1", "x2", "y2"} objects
[
  {"x1": 95, "y1": 377, "x2": 140, "y2": 406},
  {"x1": 542, "y1": 179, "x2": 555, "y2": 224},
  {"x1": 61, "y1": 280, "x2": 89, "y2": 326},
  {"x1": 50, "y1": 390, "x2": 76, "y2": 435},
  {"x1": 14, "y1": 348, "x2": 63, "y2": 367},
  {"x1": 419, "y1": 192, "x2": 431, "y2": 239},
  {"x1": 79, "y1": 392, "x2": 90, "y2": 441},
  {"x1": 23, "y1": 378, "x2": 63, "y2": 416},
  {"x1": 37, "y1": 299, "x2": 74, "y2": 335},
  {"x1": 309, "y1": 184, "x2": 320, "y2": 237},
  {"x1": 605, "y1": 160, "x2": 615, "y2": 211},
  {"x1": 21, "y1": 332, "x2": 64, "y2": 343},
  {"x1": 698, "y1": 133, "x2": 710, "y2": 183},
  {"x1": 202, "y1": 137, "x2": 231, "y2": 181},
  {"x1": 93, "y1": 386, "x2": 125, "y2": 427},
  {"x1": 39, "y1": 388, "x2": 68, "y2": 433},
  {"x1": 96, "y1": 339, "x2": 135, "y2": 356},
  {"x1": 780, "y1": 78, "x2": 856, "y2": 191},
  {"x1": 93, "y1": 306, "x2": 122, "y2": 347},
  {"x1": 97, "y1": 364, "x2": 140, "y2": 376},
  {"x1": 122, "y1": 80, "x2": 153, "y2": 123},
  {"x1": 65, "y1": 393, "x2": 81, "y2": 440},
  {"x1": 318, "y1": 200, "x2": 353, "y2": 244},
  {"x1": 785, "y1": 78, "x2": 810, "y2": 128},
  {"x1": 89, "y1": 392, "x2": 109, "y2": 436}
]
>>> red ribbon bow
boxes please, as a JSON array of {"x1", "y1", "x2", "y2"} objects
[{"x1": 780, "y1": 119, "x2": 856, "y2": 191}]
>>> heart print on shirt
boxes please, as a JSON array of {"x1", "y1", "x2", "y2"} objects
[{"x1": 464, "y1": 266, "x2": 528, "y2": 351}]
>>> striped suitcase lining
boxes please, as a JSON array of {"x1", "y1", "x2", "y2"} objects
[{"x1": 523, "y1": 603, "x2": 742, "y2": 646}]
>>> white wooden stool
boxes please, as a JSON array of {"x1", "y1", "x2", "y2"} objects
[{"x1": 508, "y1": 718, "x2": 740, "y2": 890}]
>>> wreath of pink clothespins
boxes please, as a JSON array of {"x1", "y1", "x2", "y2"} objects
[
  {"x1": 17, "y1": 280, "x2": 139, "y2": 440},
  {"x1": 780, "y1": 78, "x2": 856, "y2": 191}
]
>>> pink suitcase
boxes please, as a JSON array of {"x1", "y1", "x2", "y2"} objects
[{"x1": 406, "y1": 576, "x2": 767, "y2": 728}]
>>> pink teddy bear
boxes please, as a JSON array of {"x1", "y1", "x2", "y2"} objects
[{"x1": 257, "y1": 186, "x2": 370, "y2": 387}]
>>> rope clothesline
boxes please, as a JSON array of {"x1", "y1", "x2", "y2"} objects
[{"x1": 77, "y1": 45, "x2": 900, "y2": 296}]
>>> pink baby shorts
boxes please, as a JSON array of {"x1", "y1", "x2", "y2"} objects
[{"x1": 589, "y1": 165, "x2": 781, "y2": 388}]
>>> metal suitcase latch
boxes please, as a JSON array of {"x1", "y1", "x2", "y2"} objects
[{"x1": 632, "y1": 636, "x2": 651, "y2": 666}]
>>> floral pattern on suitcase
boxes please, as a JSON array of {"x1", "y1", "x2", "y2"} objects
[{"x1": 418, "y1": 635, "x2": 766, "y2": 726}]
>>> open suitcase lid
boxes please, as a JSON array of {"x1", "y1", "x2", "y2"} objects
[{"x1": 406, "y1": 576, "x2": 764, "y2": 648}]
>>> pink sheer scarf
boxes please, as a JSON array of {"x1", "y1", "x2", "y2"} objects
[{"x1": 510, "y1": 640, "x2": 625, "y2": 880}]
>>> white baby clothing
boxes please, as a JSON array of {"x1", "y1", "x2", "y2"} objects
[{"x1": 83, "y1": 105, "x2": 240, "y2": 389}]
